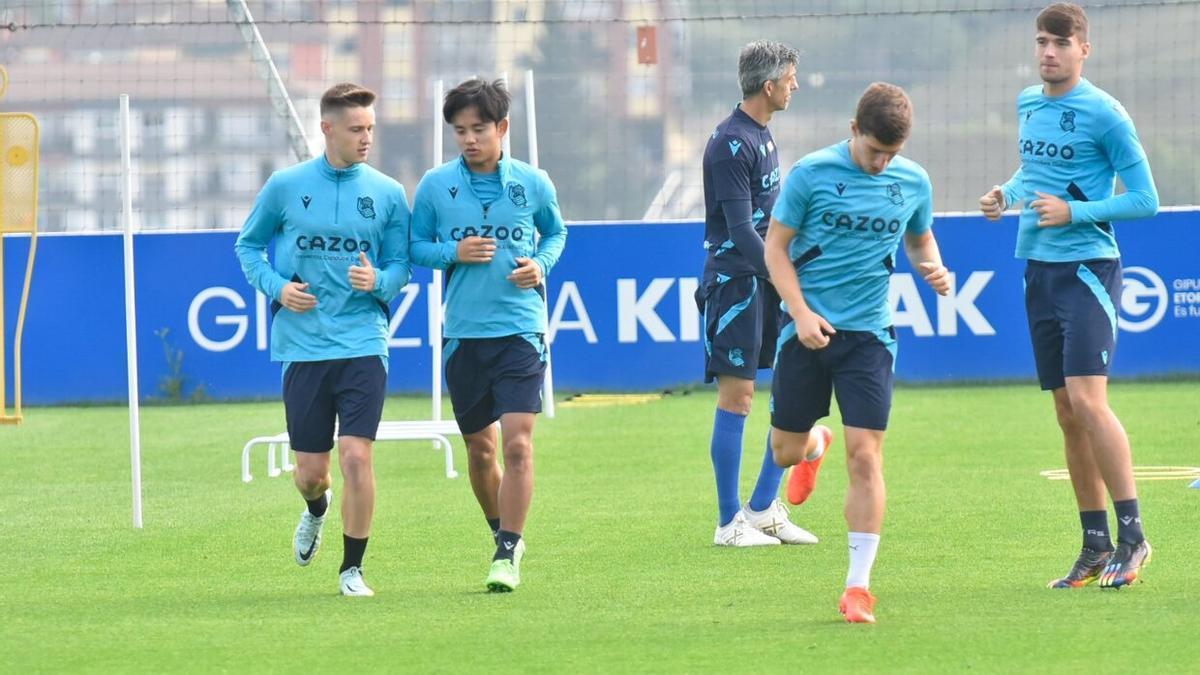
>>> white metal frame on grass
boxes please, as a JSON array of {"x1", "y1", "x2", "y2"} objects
[{"x1": 241, "y1": 421, "x2": 461, "y2": 482}]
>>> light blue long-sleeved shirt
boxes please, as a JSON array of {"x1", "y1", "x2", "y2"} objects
[
  {"x1": 1002, "y1": 78, "x2": 1159, "y2": 262},
  {"x1": 235, "y1": 154, "x2": 412, "y2": 362},
  {"x1": 410, "y1": 155, "x2": 567, "y2": 338}
]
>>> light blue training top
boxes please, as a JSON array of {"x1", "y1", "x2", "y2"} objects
[
  {"x1": 410, "y1": 155, "x2": 567, "y2": 338},
  {"x1": 1001, "y1": 78, "x2": 1159, "y2": 262},
  {"x1": 773, "y1": 140, "x2": 933, "y2": 332},
  {"x1": 235, "y1": 154, "x2": 412, "y2": 363}
]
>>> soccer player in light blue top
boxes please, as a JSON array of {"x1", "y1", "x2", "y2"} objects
[
  {"x1": 235, "y1": 83, "x2": 412, "y2": 597},
  {"x1": 765, "y1": 83, "x2": 951, "y2": 623},
  {"x1": 410, "y1": 78, "x2": 566, "y2": 592},
  {"x1": 979, "y1": 3, "x2": 1158, "y2": 590},
  {"x1": 699, "y1": 41, "x2": 820, "y2": 549}
]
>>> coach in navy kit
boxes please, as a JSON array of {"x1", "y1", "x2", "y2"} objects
[
  {"x1": 698, "y1": 41, "x2": 821, "y2": 549},
  {"x1": 235, "y1": 83, "x2": 412, "y2": 597},
  {"x1": 410, "y1": 78, "x2": 566, "y2": 593}
]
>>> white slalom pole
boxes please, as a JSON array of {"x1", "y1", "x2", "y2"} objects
[
  {"x1": 119, "y1": 94, "x2": 144, "y2": 529},
  {"x1": 525, "y1": 70, "x2": 555, "y2": 418},
  {"x1": 431, "y1": 79, "x2": 444, "y2": 423},
  {"x1": 525, "y1": 70, "x2": 539, "y2": 169},
  {"x1": 500, "y1": 72, "x2": 513, "y2": 160}
]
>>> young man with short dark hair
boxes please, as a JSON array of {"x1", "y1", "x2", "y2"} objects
[
  {"x1": 979, "y1": 2, "x2": 1159, "y2": 590},
  {"x1": 410, "y1": 78, "x2": 567, "y2": 592},
  {"x1": 765, "y1": 83, "x2": 951, "y2": 623}
]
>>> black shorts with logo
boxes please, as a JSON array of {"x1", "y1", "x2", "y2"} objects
[
  {"x1": 697, "y1": 274, "x2": 781, "y2": 383},
  {"x1": 770, "y1": 324, "x2": 897, "y2": 433},
  {"x1": 1024, "y1": 259, "x2": 1121, "y2": 391},
  {"x1": 283, "y1": 355, "x2": 387, "y2": 452},
  {"x1": 444, "y1": 334, "x2": 546, "y2": 435}
]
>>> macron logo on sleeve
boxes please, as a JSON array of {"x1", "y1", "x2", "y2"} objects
[{"x1": 728, "y1": 140, "x2": 742, "y2": 157}]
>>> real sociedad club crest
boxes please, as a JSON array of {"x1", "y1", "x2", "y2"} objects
[
  {"x1": 1060, "y1": 110, "x2": 1076, "y2": 132},
  {"x1": 508, "y1": 183, "x2": 528, "y2": 207},
  {"x1": 886, "y1": 183, "x2": 904, "y2": 205},
  {"x1": 357, "y1": 196, "x2": 376, "y2": 219}
]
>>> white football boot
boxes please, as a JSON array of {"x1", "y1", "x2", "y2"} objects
[
  {"x1": 714, "y1": 510, "x2": 782, "y2": 547},
  {"x1": 293, "y1": 488, "x2": 331, "y2": 566},
  {"x1": 742, "y1": 499, "x2": 819, "y2": 545},
  {"x1": 338, "y1": 566, "x2": 375, "y2": 597}
]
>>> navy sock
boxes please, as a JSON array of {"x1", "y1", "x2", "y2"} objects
[
  {"x1": 493, "y1": 530, "x2": 522, "y2": 562},
  {"x1": 340, "y1": 535, "x2": 368, "y2": 573},
  {"x1": 748, "y1": 432, "x2": 785, "y2": 512},
  {"x1": 305, "y1": 492, "x2": 328, "y2": 518},
  {"x1": 487, "y1": 517, "x2": 501, "y2": 542},
  {"x1": 710, "y1": 408, "x2": 746, "y2": 526},
  {"x1": 1113, "y1": 498, "x2": 1145, "y2": 545},
  {"x1": 1079, "y1": 510, "x2": 1113, "y2": 552}
]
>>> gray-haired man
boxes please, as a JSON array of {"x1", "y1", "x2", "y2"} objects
[{"x1": 698, "y1": 40, "x2": 823, "y2": 547}]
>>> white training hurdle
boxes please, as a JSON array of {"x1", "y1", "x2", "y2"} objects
[{"x1": 241, "y1": 420, "x2": 462, "y2": 483}]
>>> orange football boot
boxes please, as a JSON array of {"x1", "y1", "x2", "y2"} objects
[
  {"x1": 786, "y1": 424, "x2": 833, "y2": 505},
  {"x1": 839, "y1": 586, "x2": 877, "y2": 624}
]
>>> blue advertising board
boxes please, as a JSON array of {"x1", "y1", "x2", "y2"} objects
[{"x1": 2, "y1": 210, "x2": 1197, "y2": 404}]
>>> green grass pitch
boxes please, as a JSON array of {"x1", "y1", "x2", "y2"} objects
[{"x1": 2, "y1": 382, "x2": 1198, "y2": 673}]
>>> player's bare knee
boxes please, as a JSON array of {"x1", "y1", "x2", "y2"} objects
[
  {"x1": 845, "y1": 444, "x2": 881, "y2": 480},
  {"x1": 467, "y1": 450, "x2": 496, "y2": 470},
  {"x1": 1054, "y1": 408, "x2": 1081, "y2": 433},
  {"x1": 1065, "y1": 392, "x2": 1109, "y2": 426},
  {"x1": 716, "y1": 378, "x2": 755, "y2": 416},
  {"x1": 502, "y1": 437, "x2": 533, "y2": 470},
  {"x1": 466, "y1": 439, "x2": 497, "y2": 467},
  {"x1": 771, "y1": 433, "x2": 807, "y2": 466},
  {"x1": 720, "y1": 398, "x2": 753, "y2": 417},
  {"x1": 293, "y1": 473, "x2": 318, "y2": 493},
  {"x1": 1052, "y1": 391, "x2": 1080, "y2": 429},
  {"x1": 339, "y1": 451, "x2": 371, "y2": 480},
  {"x1": 293, "y1": 469, "x2": 326, "y2": 496},
  {"x1": 1054, "y1": 400, "x2": 1075, "y2": 424}
]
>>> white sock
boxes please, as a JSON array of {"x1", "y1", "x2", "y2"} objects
[
  {"x1": 846, "y1": 532, "x2": 881, "y2": 589},
  {"x1": 805, "y1": 428, "x2": 826, "y2": 462}
]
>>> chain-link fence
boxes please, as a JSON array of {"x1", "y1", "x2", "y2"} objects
[{"x1": 2, "y1": 0, "x2": 1197, "y2": 231}]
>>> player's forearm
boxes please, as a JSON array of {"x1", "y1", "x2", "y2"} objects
[
  {"x1": 723, "y1": 200, "x2": 768, "y2": 277},
  {"x1": 903, "y1": 231, "x2": 943, "y2": 270},
  {"x1": 532, "y1": 227, "x2": 567, "y2": 277},
  {"x1": 1000, "y1": 168, "x2": 1024, "y2": 208},
  {"x1": 765, "y1": 242, "x2": 812, "y2": 319},
  {"x1": 371, "y1": 261, "x2": 413, "y2": 303},
  {"x1": 235, "y1": 190, "x2": 288, "y2": 299},
  {"x1": 370, "y1": 220, "x2": 413, "y2": 301},
  {"x1": 234, "y1": 243, "x2": 287, "y2": 300},
  {"x1": 1068, "y1": 159, "x2": 1159, "y2": 224},
  {"x1": 409, "y1": 239, "x2": 456, "y2": 269}
]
